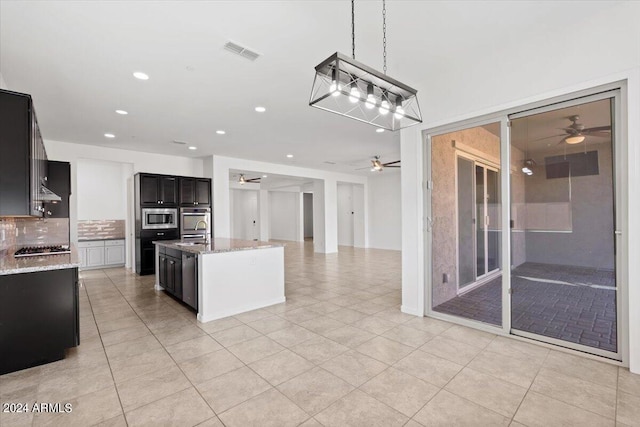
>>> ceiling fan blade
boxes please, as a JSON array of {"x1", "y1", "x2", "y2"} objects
[
  {"x1": 382, "y1": 160, "x2": 401, "y2": 166},
  {"x1": 583, "y1": 126, "x2": 611, "y2": 132},
  {"x1": 529, "y1": 133, "x2": 567, "y2": 142},
  {"x1": 385, "y1": 165, "x2": 401, "y2": 168},
  {"x1": 585, "y1": 131, "x2": 611, "y2": 138},
  {"x1": 246, "y1": 178, "x2": 261, "y2": 182}
]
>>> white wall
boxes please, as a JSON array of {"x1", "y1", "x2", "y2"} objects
[
  {"x1": 230, "y1": 189, "x2": 259, "y2": 240},
  {"x1": 205, "y1": 155, "x2": 367, "y2": 253},
  {"x1": 269, "y1": 191, "x2": 300, "y2": 241},
  {"x1": 0, "y1": 72, "x2": 8, "y2": 90},
  {"x1": 76, "y1": 159, "x2": 129, "y2": 220},
  {"x1": 368, "y1": 172, "x2": 402, "y2": 251},
  {"x1": 400, "y1": 1, "x2": 640, "y2": 372},
  {"x1": 337, "y1": 183, "x2": 354, "y2": 246}
]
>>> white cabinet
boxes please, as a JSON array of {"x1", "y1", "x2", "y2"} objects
[
  {"x1": 78, "y1": 239, "x2": 125, "y2": 269},
  {"x1": 86, "y1": 247, "x2": 105, "y2": 267}
]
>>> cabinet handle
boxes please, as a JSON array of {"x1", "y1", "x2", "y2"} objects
[{"x1": 158, "y1": 232, "x2": 165, "y2": 236}]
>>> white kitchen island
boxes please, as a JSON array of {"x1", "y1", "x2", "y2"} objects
[{"x1": 154, "y1": 238, "x2": 285, "y2": 322}]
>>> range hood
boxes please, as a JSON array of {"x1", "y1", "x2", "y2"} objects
[{"x1": 40, "y1": 185, "x2": 62, "y2": 203}]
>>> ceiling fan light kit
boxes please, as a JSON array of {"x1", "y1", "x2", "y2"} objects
[
  {"x1": 565, "y1": 135, "x2": 586, "y2": 144},
  {"x1": 309, "y1": 0, "x2": 422, "y2": 131}
]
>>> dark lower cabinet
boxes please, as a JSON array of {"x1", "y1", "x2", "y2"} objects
[
  {"x1": 158, "y1": 248, "x2": 197, "y2": 309},
  {"x1": 0, "y1": 268, "x2": 79, "y2": 375}
]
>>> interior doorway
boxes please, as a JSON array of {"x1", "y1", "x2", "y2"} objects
[{"x1": 303, "y1": 193, "x2": 313, "y2": 241}]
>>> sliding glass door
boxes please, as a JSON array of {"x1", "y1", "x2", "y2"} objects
[
  {"x1": 509, "y1": 95, "x2": 619, "y2": 356},
  {"x1": 431, "y1": 123, "x2": 502, "y2": 326},
  {"x1": 427, "y1": 90, "x2": 621, "y2": 359}
]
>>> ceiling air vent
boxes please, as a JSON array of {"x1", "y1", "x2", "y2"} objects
[
  {"x1": 171, "y1": 140, "x2": 187, "y2": 145},
  {"x1": 224, "y1": 41, "x2": 261, "y2": 61},
  {"x1": 323, "y1": 161, "x2": 336, "y2": 165}
]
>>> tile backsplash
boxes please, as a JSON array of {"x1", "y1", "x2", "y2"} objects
[
  {"x1": 0, "y1": 217, "x2": 70, "y2": 252},
  {"x1": 77, "y1": 220, "x2": 125, "y2": 240}
]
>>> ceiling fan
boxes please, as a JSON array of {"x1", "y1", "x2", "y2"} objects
[
  {"x1": 357, "y1": 155, "x2": 401, "y2": 172},
  {"x1": 537, "y1": 115, "x2": 611, "y2": 145},
  {"x1": 238, "y1": 174, "x2": 261, "y2": 185}
]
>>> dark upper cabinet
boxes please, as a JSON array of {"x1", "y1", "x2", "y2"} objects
[
  {"x1": 180, "y1": 177, "x2": 211, "y2": 206},
  {"x1": 195, "y1": 179, "x2": 211, "y2": 206},
  {"x1": 45, "y1": 161, "x2": 71, "y2": 219},
  {"x1": 139, "y1": 174, "x2": 177, "y2": 206},
  {"x1": 179, "y1": 178, "x2": 195, "y2": 206},
  {"x1": 160, "y1": 176, "x2": 177, "y2": 205},
  {"x1": 0, "y1": 89, "x2": 48, "y2": 217}
]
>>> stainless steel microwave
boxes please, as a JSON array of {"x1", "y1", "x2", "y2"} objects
[{"x1": 142, "y1": 208, "x2": 178, "y2": 230}]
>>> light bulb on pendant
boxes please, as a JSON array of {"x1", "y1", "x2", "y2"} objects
[
  {"x1": 365, "y1": 84, "x2": 376, "y2": 109},
  {"x1": 349, "y1": 83, "x2": 360, "y2": 103},
  {"x1": 329, "y1": 69, "x2": 341, "y2": 97},
  {"x1": 379, "y1": 100, "x2": 390, "y2": 115},
  {"x1": 394, "y1": 96, "x2": 405, "y2": 119}
]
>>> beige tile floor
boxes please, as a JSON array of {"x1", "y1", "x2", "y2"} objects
[{"x1": 1, "y1": 241, "x2": 639, "y2": 426}]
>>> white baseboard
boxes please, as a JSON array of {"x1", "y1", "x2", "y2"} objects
[
  {"x1": 401, "y1": 305, "x2": 422, "y2": 316},
  {"x1": 197, "y1": 296, "x2": 286, "y2": 323}
]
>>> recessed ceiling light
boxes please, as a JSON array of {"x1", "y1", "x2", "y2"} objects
[
  {"x1": 104, "y1": 133, "x2": 115, "y2": 138},
  {"x1": 188, "y1": 146, "x2": 197, "y2": 150},
  {"x1": 286, "y1": 154, "x2": 293, "y2": 158},
  {"x1": 376, "y1": 128, "x2": 384, "y2": 133},
  {"x1": 255, "y1": 106, "x2": 266, "y2": 113},
  {"x1": 133, "y1": 72, "x2": 149, "y2": 80},
  {"x1": 216, "y1": 130, "x2": 226, "y2": 135},
  {"x1": 262, "y1": 175, "x2": 268, "y2": 178},
  {"x1": 115, "y1": 110, "x2": 128, "y2": 115}
]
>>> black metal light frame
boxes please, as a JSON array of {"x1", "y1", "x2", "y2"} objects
[{"x1": 309, "y1": 52, "x2": 422, "y2": 131}]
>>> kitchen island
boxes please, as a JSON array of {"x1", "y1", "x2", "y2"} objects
[
  {"x1": 154, "y1": 238, "x2": 285, "y2": 322},
  {"x1": 0, "y1": 246, "x2": 80, "y2": 374}
]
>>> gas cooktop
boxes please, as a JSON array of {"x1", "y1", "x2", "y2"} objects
[{"x1": 14, "y1": 245, "x2": 71, "y2": 258}]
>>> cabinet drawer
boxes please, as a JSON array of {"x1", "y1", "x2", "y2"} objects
[
  {"x1": 105, "y1": 239, "x2": 125, "y2": 247},
  {"x1": 78, "y1": 241, "x2": 105, "y2": 248}
]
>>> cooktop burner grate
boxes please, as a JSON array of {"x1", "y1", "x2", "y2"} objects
[{"x1": 14, "y1": 245, "x2": 71, "y2": 258}]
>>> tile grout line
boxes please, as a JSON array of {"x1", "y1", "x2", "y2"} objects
[{"x1": 81, "y1": 273, "x2": 130, "y2": 427}]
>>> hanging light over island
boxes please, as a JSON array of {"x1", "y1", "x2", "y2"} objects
[{"x1": 309, "y1": 1, "x2": 422, "y2": 131}]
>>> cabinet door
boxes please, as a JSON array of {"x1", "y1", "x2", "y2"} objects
[
  {"x1": 158, "y1": 255, "x2": 167, "y2": 287},
  {"x1": 179, "y1": 178, "x2": 195, "y2": 206},
  {"x1": 86, "y1": 247, "x2": 105, "y2": 267},
  {"x1": 173, "y1": 257, "x2": 183, "y2": 298},
  {"x1": 140, "y1": 175, "x2": 160, "y2": 205},
  {"x1": 166, "y1": 257, "x2": 176, "y2": 293},
  {"x1": 160, "y1": 177, "x2": 177, "y2": 206},
  {"x1": 105, "y1": 245, "x2": 125, "y2": 265},
  {"x1": 195, "y1": 179, "x2": 211, "y2": 206},
  {"x1": 78, "y1": 248, "x2": 87, "y2": 268}
]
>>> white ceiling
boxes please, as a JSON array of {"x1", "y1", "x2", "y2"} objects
[{"x1": 0, "y1": 1, "x2": 621, "y2": 174}]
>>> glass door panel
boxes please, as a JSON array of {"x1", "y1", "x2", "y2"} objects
[
  {"x1": 509, "y1": 97, "x2": 617, "y2": 354},
  {"x1": 431, "y1": 122, "x2": 502, "y2": 327},
  {"x1": 458, "y1": 157, "x2": 475, "y2": 287},
  {"x1": 476, "y1": 165, "x2": 486, "y2": 277}
]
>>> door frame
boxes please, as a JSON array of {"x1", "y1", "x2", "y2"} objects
[{"x1": 423, "y1": 81, "x2": 628, "y2": 363}]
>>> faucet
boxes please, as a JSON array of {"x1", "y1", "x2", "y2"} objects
[{"x1": 195, "y1": 220, "x2": 210, "y2": 244}]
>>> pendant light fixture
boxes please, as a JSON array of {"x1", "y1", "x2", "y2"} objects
[{"x1": 309, "y1": 0, "x2": 422, "y2": 131}]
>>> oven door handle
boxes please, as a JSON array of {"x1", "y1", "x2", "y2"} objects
[{"x1": 182, "y1": 213, "x2": 209, "y2": 216}]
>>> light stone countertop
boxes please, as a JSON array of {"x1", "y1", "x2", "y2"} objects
[
  {"x1": 77, "y1": 236, "x2": 125, "y2": 242},
  {"x1": 0, "y1": 245, "x2": 80, "y2": 276},
  {"x1": 153, "y1": 238, "x2": 284, "y2": 255}
]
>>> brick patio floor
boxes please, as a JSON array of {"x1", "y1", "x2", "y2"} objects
[{"x1": 433, "y1": 263, "x2": 617, "y2": 352}]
